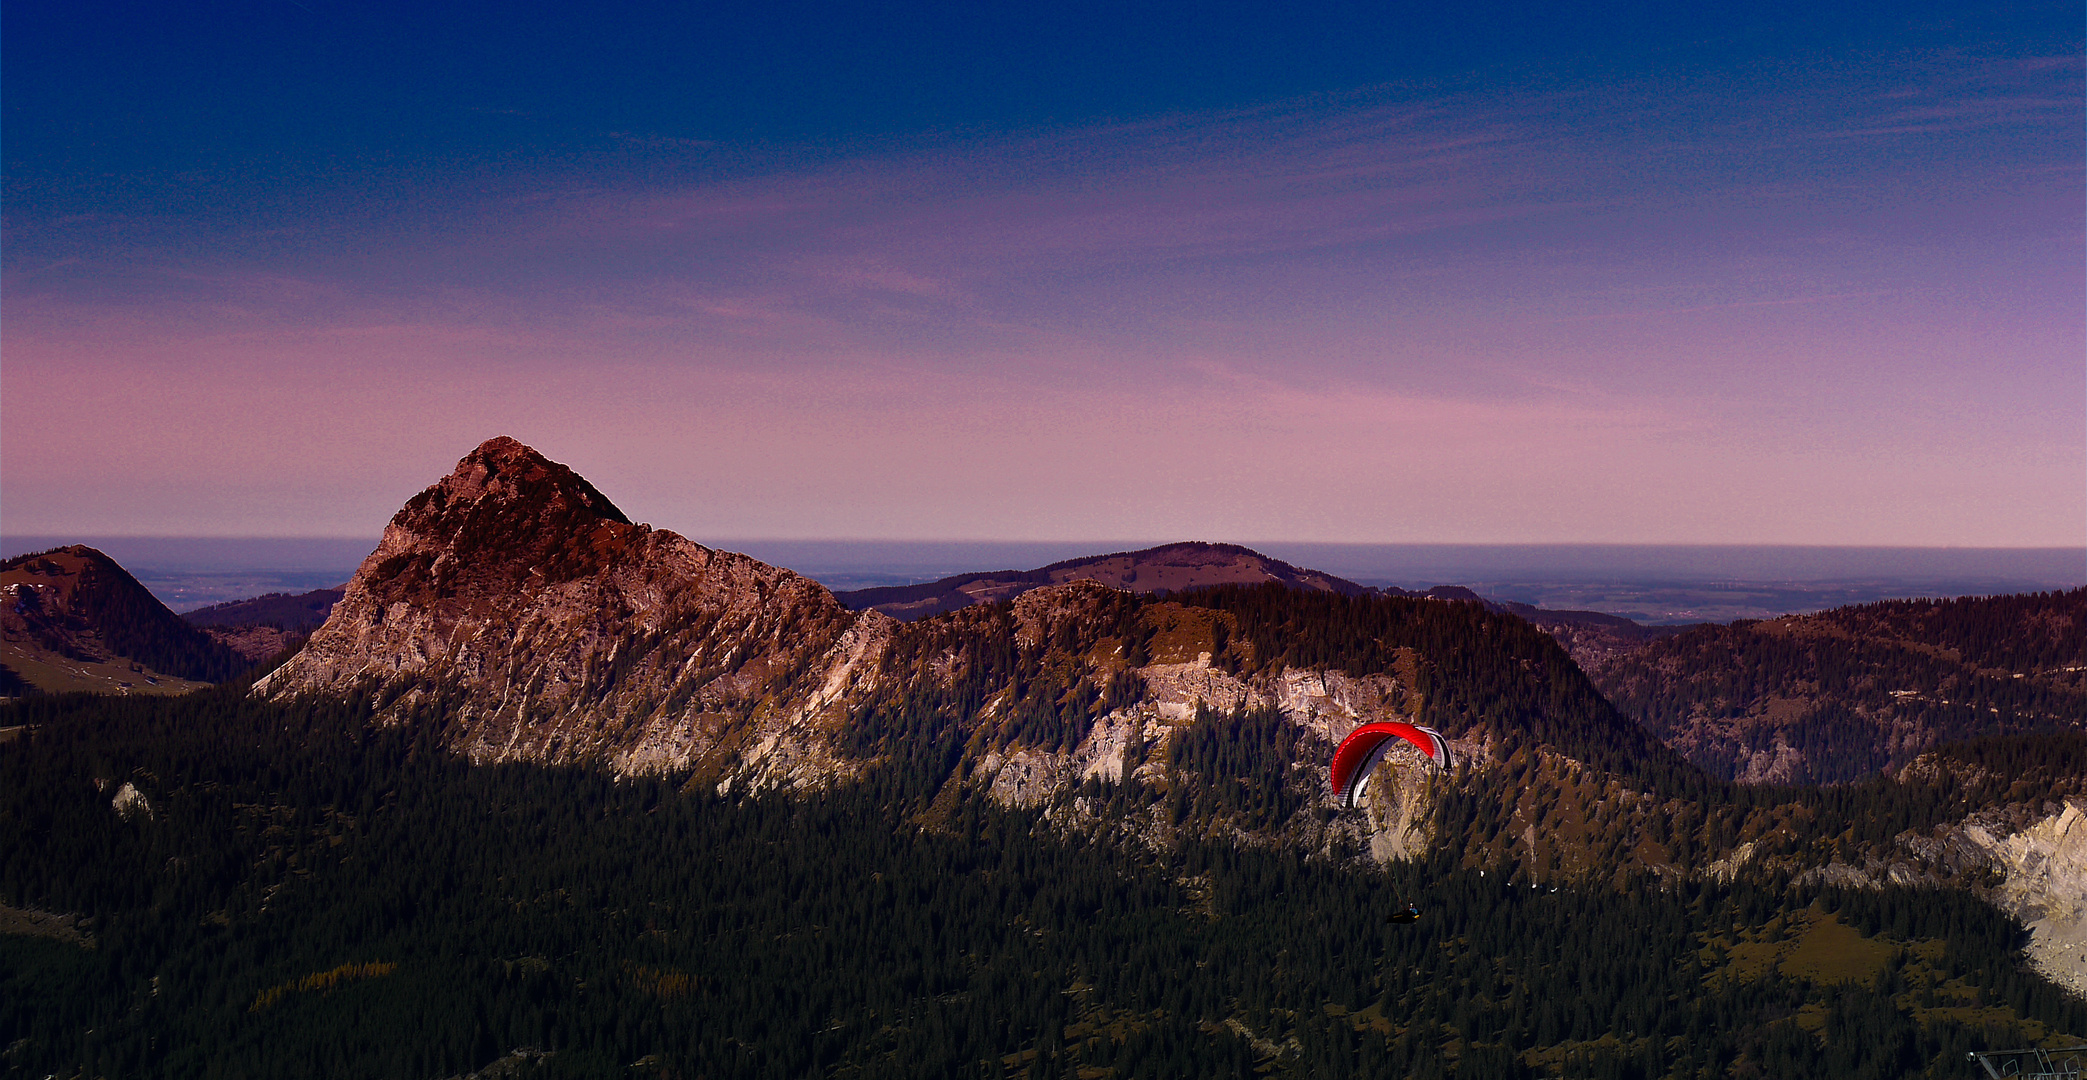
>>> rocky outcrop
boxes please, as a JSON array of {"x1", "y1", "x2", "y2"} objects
[
  {"x1": 1958, "y1": 801, "x2": 2087, "y2": 997},
  {"x1": 110, "y1": 781, "x2": 153, "y2": 820},
  {"x1": 1357, "y1": 750, "x2": 1439, "y2": 862},
  {"x1": 257, "y1": 437, "x2": 864, "y2": 780}
]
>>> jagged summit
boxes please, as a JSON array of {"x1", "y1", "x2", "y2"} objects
[
  {"x1": 257, "y1": 438, "x2": 865, "y2": 776},
  {"x1": 372, "y1": 436, "x2": 633, "y2": 596},
  {"x1": 423, "y1": 435, "x2": 630, "y2": 526}
]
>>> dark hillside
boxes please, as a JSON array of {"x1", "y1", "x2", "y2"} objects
[
  {"x1": 1593, "y1": 590, "x2": 2086, "y2": 784},
  {"x1": 183, "y1": 588, "x2": 344, "y2": 632},
  {"x1": 2, "y1": 688, "x2": 2079, "y2": 1079},
  {"x1": 2, "y1": 547, "x2": 245, "y2": 684}
]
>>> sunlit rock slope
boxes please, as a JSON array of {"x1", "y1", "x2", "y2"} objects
[{"x1": 256, "y1": 437, "x2": 864, "y2": 781}]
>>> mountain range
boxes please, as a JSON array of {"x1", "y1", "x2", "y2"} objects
[
  {"x1": 251, "y1": 439, "x2": 1688, "y2": 800},
  {"x1": 2, "y1": 436, "x2": 2083, "y2": 1078},
  {"x1": 253, "y1": 440, "x2": 2087, "y2": 965}
]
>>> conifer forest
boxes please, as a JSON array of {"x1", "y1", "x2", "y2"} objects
[{"x1": 3, "y1": 659, "x2": 2080, "y2": 1079}]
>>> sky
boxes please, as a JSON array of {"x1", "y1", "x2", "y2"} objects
[{"x1": 5, "y1": 1, "x2": 2082, "y2": 547}]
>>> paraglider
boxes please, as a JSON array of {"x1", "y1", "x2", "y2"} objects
[
  {"x1": 1329, "y1": 721, "x2": 1451, "y2": 809},
  {"x1": 1388, "y1": 904, "x2": 1421, "y2": 924}
]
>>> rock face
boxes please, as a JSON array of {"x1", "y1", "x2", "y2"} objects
[
  {"x1": 1961, "y1": 801, "x2": 2087, "y2": 998},
  {"x1": 1357, "y1": 749, "x2": 1439, "y2": 862},
  {"x1": 257, "y1": 437, "x2": 862, "y2": 779}
]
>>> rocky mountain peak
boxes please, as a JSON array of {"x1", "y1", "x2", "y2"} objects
[
  {"x1": 258, "y1": 438, "x2": 862, "y2": 777},
  {"x1": 414, "y1": 436, "x2": 630, "y2": 526},
  {"x1": 373, "y1": 436, "x2": 634, "y2": 600}
]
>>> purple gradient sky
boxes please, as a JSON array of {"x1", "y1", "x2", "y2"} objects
[{"x1": 4, "y1": 4, "x2": 2081, "y2": 546}]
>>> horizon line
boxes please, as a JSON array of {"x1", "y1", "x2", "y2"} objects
[{"x1": 8, "y1": 534, "x2": 2083, "y2": 553}]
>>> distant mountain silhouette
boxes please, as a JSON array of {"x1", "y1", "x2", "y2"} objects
[
  {"x1": 184, "y1": 588, "x2": 345, "y2": 632},
  {"x1": 833, "y1": 541, "x2": 1371, "y2": 620},
  {"x1": 183, "y1": 587, "x2": 347, "y2": 662}
]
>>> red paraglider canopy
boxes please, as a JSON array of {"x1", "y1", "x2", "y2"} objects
[{"x1": 1330, "y1": 722, "x2": 1452, "y2": 809}]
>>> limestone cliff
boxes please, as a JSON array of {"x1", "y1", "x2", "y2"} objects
[{"x1": 1959, "y1": 801, "x2": 2087, "y2": 997}]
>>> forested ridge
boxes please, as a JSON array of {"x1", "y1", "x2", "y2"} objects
[
  {"x1": 838, "y1": 581, "x2": 1709, "y2": 824},
  {"x1": 1174, "y1": 584, "x2": 1700, "y2": 794},
  {"x1": 1592, "y1": 590, "x2": 2086, "y2": 783},
  {"x1": 3, "y1": 682, "x2": 2082, "y2": 1080},
  {"x1": 181, "y1": 589, "x2": 344, "y2": 634},
  {"x1": 2, "y1": 548, "x2": 245, "y2": 684}
]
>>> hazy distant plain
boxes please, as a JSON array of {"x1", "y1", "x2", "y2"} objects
[{"x1": 5, "y1": 537, "x2": 2079, "y2": 625}]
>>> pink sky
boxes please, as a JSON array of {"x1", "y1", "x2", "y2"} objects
[{"x1": 6, "y1": 66, "x2": 2081, "y2": 546}]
